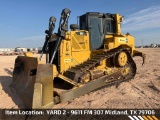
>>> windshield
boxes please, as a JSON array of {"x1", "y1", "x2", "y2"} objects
[
  {"x1": 104, "y1": 19, "x2": 116, "y2": 34},
  {"x1": 79, "y1": 15, "x2": 87, "y2": 30}
]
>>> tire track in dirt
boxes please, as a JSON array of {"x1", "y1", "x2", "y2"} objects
[{"x1": 128, "y1": 81, "x2": 160, "y2": 108}]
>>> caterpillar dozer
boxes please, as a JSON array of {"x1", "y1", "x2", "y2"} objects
[{"x1": 10, "y1": 8, "x2": 146, "y2": 109}]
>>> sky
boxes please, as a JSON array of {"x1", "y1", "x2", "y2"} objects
[{"x1": 0, "y1": 0, "x2": 160, "y2": 48}]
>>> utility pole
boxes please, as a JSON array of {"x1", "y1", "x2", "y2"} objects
[{"x1": 141, "y1": 39, "x2": 143, "y2": 48}]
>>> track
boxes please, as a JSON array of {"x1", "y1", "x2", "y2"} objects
[{"x1": 64, "y1": 48, "x2": 137, "y2": 84}]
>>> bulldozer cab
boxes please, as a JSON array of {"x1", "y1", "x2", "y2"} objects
[{"x1": 79, "y1": 13, "x2": 116, "y2": 50}]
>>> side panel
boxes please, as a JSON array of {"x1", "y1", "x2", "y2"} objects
[
  {"x1": 104, "y1": 34, "x2": 135, "y2": 52},
  {"x1": 59, "y1": 31, "x2": 91, "y2": 73},
  {"x1": 71, "y1": 31, "x2": 89, "y2": 51}
]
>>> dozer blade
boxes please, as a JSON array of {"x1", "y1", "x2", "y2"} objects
[{"x1": 10, "y1": 56, "x2": 54, "y2": 109}]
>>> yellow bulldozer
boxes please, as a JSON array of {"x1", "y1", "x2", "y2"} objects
[{"x1": 10, "y1": 8, "x2": 145, "y2": 109}]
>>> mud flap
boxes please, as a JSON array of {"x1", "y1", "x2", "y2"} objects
[{"x1": 10, "y1": 56, "x2": 54, "y2": 109}]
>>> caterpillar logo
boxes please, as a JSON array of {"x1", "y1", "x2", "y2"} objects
[{"x1": 128, "y1": 116, "x2": 158, "y2": 120}]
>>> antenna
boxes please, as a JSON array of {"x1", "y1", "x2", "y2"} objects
[{"x1": 77, "y1": 16, "x2": 79, "y2": 29}]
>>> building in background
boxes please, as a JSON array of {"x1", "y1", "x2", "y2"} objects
[
  {"x1": 0, "y1": 48, "x2": 15, "y2": 55},
  {"x1": 15, "y1": 47, "x2": 27, "y2": 52},
  {"x1": 27, "y1": 48, "x2": 33, "y2": 52},
  {"x1": 0, "y1": 48, "x2": 11, "y2": 52},
  {"x1": 27, "y1": 48, "x2": 38, "y2": 53},
  {"x1": 38, "y1": 47, "x2": 42, "y2": 53}
]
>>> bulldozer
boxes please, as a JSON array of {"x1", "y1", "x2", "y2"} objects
[{"x1": 10, "y1": 8, "x2": 146, "y2": 109}]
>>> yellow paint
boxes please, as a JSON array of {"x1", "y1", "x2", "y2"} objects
[
  {"x1": 96, "y1": 59, "x2": 106, "y2": 69},
  {"x1": 53, "y1": 65, "x2": 58, "y2": 78},
  {"x1": 52, "y1": 13, "x2": 142, "y2": 74},
  {"x1": 104, "y1": 34, "x2": 135, "y2": 54},
  {"x1": 25, "y1": 52, "x2": 33, "y2": 57},
  {"x1": 59, "y1": 30, "x2": 90, "y2": 73},
  {"x1": 104, "y1": 14, "x2": 136, "y2": 54},
  {"x1": 152, "y1": 116, "x2": 158, "y2": 120},
  {"x1": 115, "y1": 14, "x2": 123, "y2": 35},
  {"x1": 147, "y1": 116, "x2": 154, "y2": 120},
  {"x1": 118, "y1": 52, "x2": 128, "y2": 67},
  {"x1": 142, "y1": 116, "x2": 149, "y2": 120}
]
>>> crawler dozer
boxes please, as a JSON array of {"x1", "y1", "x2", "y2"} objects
[{"x1": 11, "y1": 8, "x2": 145, "y2": 109}]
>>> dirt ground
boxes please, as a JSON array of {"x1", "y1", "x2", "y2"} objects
[{"x1": 0, "y1": 48, "x2": 160, "y2": 109}]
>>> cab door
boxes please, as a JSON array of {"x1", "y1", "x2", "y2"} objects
[{"x1": 89, "y1": 17, "x2": 103, "y2": 50}]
